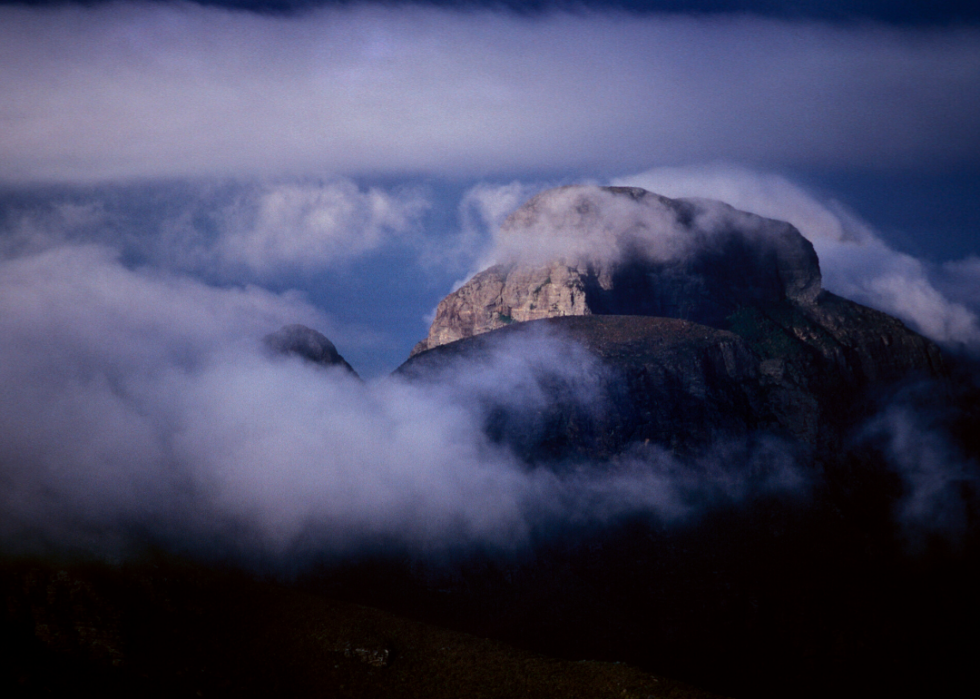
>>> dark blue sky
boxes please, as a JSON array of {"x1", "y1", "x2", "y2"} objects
[{"x1": 5, "y1": 1, "x2": 980, "y2": 24}]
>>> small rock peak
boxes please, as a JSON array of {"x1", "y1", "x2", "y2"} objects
[
  {"x1": 263, "y1": 324, "x2": 360, "y2": 378},
  {"x1": 413, "y1": 185, "x2": 822, "y2": 354}
]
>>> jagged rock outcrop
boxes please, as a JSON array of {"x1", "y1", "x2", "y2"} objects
[
  {"x1": 412, "y1": 186, "x2": 821, "y2": 355},
  {"x1": 402, "y1": 185, "x2": 946, "y2": 462},
  {"x1": 264, "y1": 324, "x2": 359, "y2": 378}
]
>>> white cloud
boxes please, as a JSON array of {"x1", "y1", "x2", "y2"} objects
[
  {"x1": 1, "y1": 5, "x2": 978, "y2": 182},
  {"x1": 611, "y1": 164, "x2": 875, "y2": 244},
  {"x1": 212, "y1": 180, "x2": 429, "y2": 275},
  {"x1": 0, "y1": 242, "x2": 804, "y2": 556},
  {"x1": 817, "y1": 240, "x2": 980, "y2": 348},
  {"x1": 447, "y1": 180, "x2": 552, "y2": 273},
  {"x1": 0, "y1": 178, "x2": 430, "y2": 278}
]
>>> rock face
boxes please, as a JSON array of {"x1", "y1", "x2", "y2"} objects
[
  {"x1": 403, "y1": 185, "x2": 945, "y2": 462},
  {"x1": 412, "y1": 186, "x2": 821, "y2": 356},
  {"x1": 264, "y1": 324, "x2": 359, "y2": 377}
]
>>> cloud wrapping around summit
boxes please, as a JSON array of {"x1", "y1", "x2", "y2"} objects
[
  {"x1": 610, "y1": 166, "x2": 980, "y2": 352},
  {"x1": 453, "y1": 167, "x2": 980, "y2": 354},
  {"x1": 2, "y1": 4, "x2": 979, "y2": 181}
]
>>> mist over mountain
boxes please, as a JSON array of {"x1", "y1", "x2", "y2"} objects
[
  {"x1": 2, "y1": 172, "x2": 978, "y2": 698},
  {"x1": 1, "y1": 0, "x2": 978, "y2": 694},
  {"x1": 407, "y1": 186, "x2": 947, "y2": 465},
  {"x1": 380, "y1": 186, "x2": 980, "y2": 698}
]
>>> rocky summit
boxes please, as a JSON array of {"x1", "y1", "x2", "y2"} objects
[
  {"x1": 412, "y1": 185, "x2": 822, "y2": 356},
  {"x1": 404, "y1": 185, "x2": 944, "y2": 461}
]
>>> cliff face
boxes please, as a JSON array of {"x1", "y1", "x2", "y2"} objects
[{"x1": 403, "y1": 185, "x2": 945, "y2": 462}]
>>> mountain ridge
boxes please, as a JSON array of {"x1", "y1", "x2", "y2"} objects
[{"x1": 401, "y1": 185, "x2": 945, "y2": 463}]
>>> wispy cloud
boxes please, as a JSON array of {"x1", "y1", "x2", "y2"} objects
[
  {"x1": 613, "y1": 164, "x2": 980, "y2": 352},
  {"x1": 0, "y1": 178, "x2": 429, "y2": 278},
  {"x1": 209, "y1": 180, "x2": 429, "y2": 276}
]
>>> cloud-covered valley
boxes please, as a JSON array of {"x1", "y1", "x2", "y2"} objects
[{"x1": 0, "y1": 240, "x2": 813, "y2": 558}]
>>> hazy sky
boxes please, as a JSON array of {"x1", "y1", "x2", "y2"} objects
[{"x1": 0, "y1": 0, "x2": 977, "y2": 556}]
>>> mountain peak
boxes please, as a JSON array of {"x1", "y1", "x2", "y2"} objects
[
  {"x1": 413, "y1": 185, "x2": 821, "y2": 355},
  {"x1": 263, "y1": 324, "x2": 359, "y2": 378}
]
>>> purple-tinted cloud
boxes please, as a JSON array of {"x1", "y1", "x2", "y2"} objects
[
  {"x1": 0, "y1": 242, "x2": 806, "y2": 556},
  {"x1": 1, "y1": 5, "x2": 978, "y2": 182}
]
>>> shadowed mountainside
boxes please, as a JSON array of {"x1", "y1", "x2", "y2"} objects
[{"x1": 380, "y1": 186, "x2": 976, "y2": 699}]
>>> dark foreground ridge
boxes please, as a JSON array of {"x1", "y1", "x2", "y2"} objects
[{"x1": 0, "y1": 555, "x2": 726, "y2": 699}]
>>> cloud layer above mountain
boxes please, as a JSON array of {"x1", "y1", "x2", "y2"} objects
[{"x1": 2, "y1": 4, "x2": 979, "y2": 181}]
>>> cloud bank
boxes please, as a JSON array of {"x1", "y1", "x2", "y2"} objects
[
  {"x1": 2, "y1": 4, "x2": 979, "y2": 182},
  {"x1": 0, "y1": 165, "x2": 975, "y2": 562},
  {"x1": 0, "y1": 178, "x2": 429, "y2": 279},
  {"x1": 0, "y1": 243, "x2": 807, "y2": 557}
]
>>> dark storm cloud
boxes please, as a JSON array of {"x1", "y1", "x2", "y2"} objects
[
  {"x1": 5, "y1": 1, "x2": 980, "y2": 26},
  {"x1": 1, "y1": 4, "x2": 978, "y2": 182}
]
